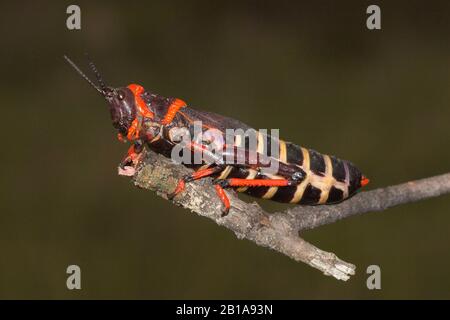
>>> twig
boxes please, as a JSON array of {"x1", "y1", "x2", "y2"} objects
[
  {"x1": 121, "y1": 149, "x2": 450, "y2": 281},
  {"x1": 284, "y1": 173, "x2": 450, "y2": 231}
]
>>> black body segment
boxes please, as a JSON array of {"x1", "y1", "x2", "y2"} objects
[
  {"x1": 271, "y1": 186, "x2": 298, "y2": 203},
  {"x1": 286, "y1": 143, "x2": 303, "y2": 165},
  {"x1": 300, "y1": 184, "x2": 322, "y2": 205},
  {"x1": 330, "y1": 155, "x2": 346, "y2": 182},
  {"x1": 309, "y1": 149, "x2": 326, "y2": 175},
  {"x1": 328, "y1": 186, "x2": 345, "y2": 203}
]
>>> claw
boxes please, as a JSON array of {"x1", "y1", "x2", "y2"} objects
[
  {"x1": 221, "y1": 206, "x2": 230, "y2": 217},
  {"x1": 119, "y1": 157, "x2": 133, "y2": 170},
  {"x1": 120, "y1": 143, "x2": 144, "y2": 169}
]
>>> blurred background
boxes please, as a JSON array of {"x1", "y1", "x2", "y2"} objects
[{"x1": 0, "y1": 0, "x2": 449, "y2": 299}]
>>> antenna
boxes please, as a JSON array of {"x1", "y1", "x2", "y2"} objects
[
  {"x1": 63, "y1": 55, "x2": 104, "y2": 95},
  {"x1": 86, "y1": 54, "x2": 107, "y2": 92}
]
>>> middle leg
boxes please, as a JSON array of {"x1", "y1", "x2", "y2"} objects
[{"x1": 168, "y1": 165, "x2": 225, "y2": 200}]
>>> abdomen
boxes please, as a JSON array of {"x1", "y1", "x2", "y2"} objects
[{"x1": 221, "y1": 141, "x2": 365, "y2": 205}]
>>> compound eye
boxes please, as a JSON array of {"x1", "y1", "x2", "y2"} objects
[{"x1": 117, "y1": 91, "x2": 125, "y2": 100}]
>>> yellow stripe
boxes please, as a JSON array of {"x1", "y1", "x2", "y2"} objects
[
  {"x1": 262, "y1": 174, "x2": 282, "y2": 199},
  {"x1": 279, "y1": 140, "x2": 287, "y2": 163},
  {"x1": 217, "y1": 166, "x2": 232, "y2": 180},
  {"x1": 198, "y1": 164, "x2": 210, "y2": 171},
  {"x1": 343, "y1": 188, "x2": 349, "y2": 199},
  {"x1": 236, "y1": 169, "x2": 257, "y2": 192},
  {"x1": 257, "y1": 131, "x2": 264, "y2": 154},
  {"x1": 301, "y1": 147, "x2": 310, "y2": 169},
  {"x1": 290, "y1": 148, "x2": 311, "y2": 203},
  {"x1": 318, "y1": 155, "x2": 333, "y2": 204},
  {"x1": 262, "y1": 187, "x2": 278, "y2": 199},
  {"x1": 289, "y1": 179, "x2": 309, "y2": 203},
  {"x1": 323, "y1": 155, "x2": 332, "y2": 176}
]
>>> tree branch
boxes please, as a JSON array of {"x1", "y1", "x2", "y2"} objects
[
  {"x1": 283, "y1": 173, "x2": 450, "y2": 231},
  {"x1": 120, "y1": 149, "x2": 450, "y2": 281}
]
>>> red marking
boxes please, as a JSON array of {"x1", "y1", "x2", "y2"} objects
[
  {"x1": 361, "y1": 176, "x2": 370, "y2": 187},
  {"x1": 124, "y1": 84, "x2": 155, "y2": 141},
  {"x1": 127, "y1": 84, "x2": 154, "y2": 119},
  {"x1": 227, "y1": 178, "x2": 289, "y2": 187},
  {"x1": 215, "y1": 184, "x2": 230, "y2": 214},
  {"x1": 161, "y1": 98, "x2": 186, "y2": 125},
  {"x1": 192, "y1": 168, "x2": 217, "y2": 180},
  {"x1": 126, "y1": 118, "x2": 140, "y2": 140}
]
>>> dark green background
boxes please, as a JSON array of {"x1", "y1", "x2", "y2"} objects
[{"x1": 1, "y1": 0, "x2": 449, "y2": 299}]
